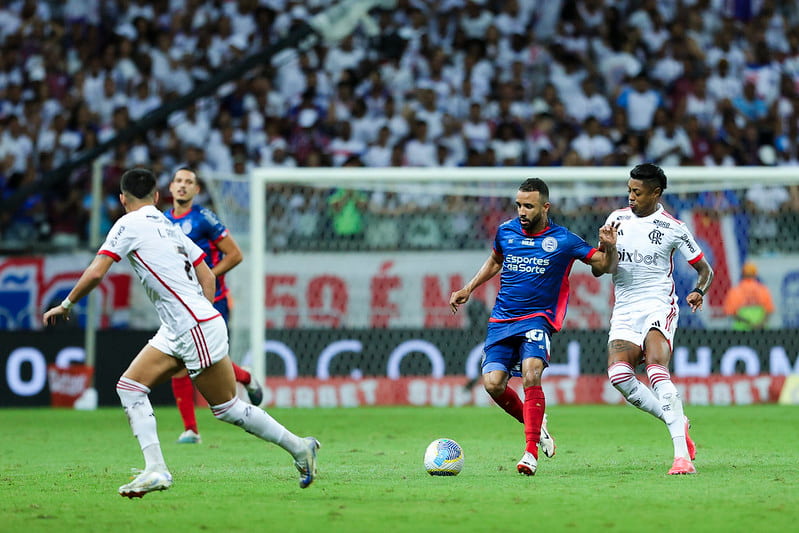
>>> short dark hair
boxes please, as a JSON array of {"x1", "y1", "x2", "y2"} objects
[
  {"x1": 173, "y1": 166, "x2": 200, "y2": 186},
  {"x1": 120, "y1": 168, "x2": 157, "y2": 199},
  {"x1": 174, "y1": 166, "x2": 198, "y2": 178},
  {"x1": 629, "y1": 163, "x2": 667, "y2": 192},
  {"x1": 519, "y1": 177, "x2": 549, "y2": 201}
]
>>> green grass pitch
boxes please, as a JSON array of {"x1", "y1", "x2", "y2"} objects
[{"x1": 1, "y1": 404, "x2": 797, "y2": 533}]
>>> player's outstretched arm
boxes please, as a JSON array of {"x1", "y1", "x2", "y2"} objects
[
  {"x1": 449, "y1": 251, "x2": 502, "y2": 314},
  {"x1": 42, "y1": 255, "x2": 115, "y2": 326},
  {"x1": 686, "y1": 257, "x2": 714, "y2": 312},
  {"x1": 590, "y1": 222, "x2": 620, "y2": 276}
]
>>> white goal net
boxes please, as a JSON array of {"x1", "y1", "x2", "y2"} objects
[{"x1": 203, "y1": 166, "x2": 799, "y2": 391}]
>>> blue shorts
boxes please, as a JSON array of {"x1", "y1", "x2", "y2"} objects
[
  {"x1": 482, "y1": 316, "x2": 552, "y2": 376},
  {"x1": 214, "y1": 295, "x2": 230, "y2": 323}
]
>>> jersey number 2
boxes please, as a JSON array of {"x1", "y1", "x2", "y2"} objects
[{"x1": 176, "y1": 245, "x2": 193, "y2": 280}]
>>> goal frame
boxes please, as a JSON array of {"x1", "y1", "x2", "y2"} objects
[{"x1": 247, "y1": 165, "x2": 799, "y2": 385}]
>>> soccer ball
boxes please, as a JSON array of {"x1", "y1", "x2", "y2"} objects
[{"x1": 424, "y1": 438, "x2": 464, "y2": 476}]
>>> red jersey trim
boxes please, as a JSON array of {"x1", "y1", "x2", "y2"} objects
[
  {"x1": 213, "y1": 289, "x2": 229, "y2": 302},
  {"x1": 133, "y1": 250, "x2": 215, "y2": 323},
  {"x1": 192, "y1": 253, "x2": 207, "y2": 266},
  {"x1": 98, "y1": 250, "x2": 121, "y2": 262},
  {"x1": 169, "y1": 208, "x2": 191, "y2": 220},
  {"x1": 210, "y1": 230, "x2": 229, "y2": 245},
  {"x1": 522, "y1": 224, "x2": 552, "y2": 237},
  {"x1": 688, "y1": 252, "x2": 704, "y2": 265},
  {"x1": 490, "y1": 311, "x2": 552, "y2": 323},
  {"x1": 489, "y1": 312, "x2": 559, "y2": 332},
  {"x1": 661, "y1": 210, "x2": 683, "y2": 224}
]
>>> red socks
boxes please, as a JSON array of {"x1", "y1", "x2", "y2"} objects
[
  {"x1": 171, "y1": 374, "x2": 198, "y2": 433},
  {"x1": 523, "y1": 386, "x2": 546, "y2": 457},
  {"x1": 232, "y1": 363, "x2": 251, "y2": 385},
  {"x1": 495, "y1": 387, "x2": 524, "y2": 423}
]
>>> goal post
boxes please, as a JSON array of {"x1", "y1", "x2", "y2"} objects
[{"x1": 199, "y1": 166, "x2": 799, "y2": 391}]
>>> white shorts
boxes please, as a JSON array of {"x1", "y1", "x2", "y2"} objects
[
  {"x1": 148, "y1": 317, "x2": 229, "y2": 376},
  {"x1": 608, "y1": 302, "x2": 679, "y2": 350}
]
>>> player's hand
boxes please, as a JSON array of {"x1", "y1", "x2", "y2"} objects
[
  {"x1": 449, "y1": 289, "x2": 470, "y2": 314},
  {"x1": 686, "y1": 291, "x2": 704, "y2": 312},
  {"x1": 598, "y1": 221, "x2": 620, "y2": 249},
  {"x1": 43, "y1": 305, "x2": 69, "y2": 326}
]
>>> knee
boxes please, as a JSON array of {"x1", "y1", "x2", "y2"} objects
[
  {"x1": 483, "y1": 379, "x2": 506, "y2": 398},
  {"x1": 116, "y1": 377, "x2": 149, "y2": 404},
  {"x1": 211, "y1": 397, "x2": 245, "y2": 425},
  {"x1": 521, "y1": 368, "x2": 543, "y2": 388}
]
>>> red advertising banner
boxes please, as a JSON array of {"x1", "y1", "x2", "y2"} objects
[
  {"x1": 47, "y1": 364, "x2": 94, "y2": 407},
  {"x1": 259, "y1": 375, "x2": 786, "y2": 408}
]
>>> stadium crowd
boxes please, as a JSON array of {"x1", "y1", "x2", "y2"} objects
[{"x1": 1, "y1": 0, "x2": 799, "y2": 253}]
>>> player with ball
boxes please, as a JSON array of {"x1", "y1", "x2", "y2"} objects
[{"x1": 450, "y1": 178, "x2": 619, "y2": 475}]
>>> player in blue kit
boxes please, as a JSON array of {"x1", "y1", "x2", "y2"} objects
[
  {"x1": 450, "y1": 177, "x2": 619, "y2": 476},
  {"x1": 164, "y1": 167, "x2": 263, "y2": 444}
]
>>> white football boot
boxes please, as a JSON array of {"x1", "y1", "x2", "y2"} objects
[
  {"x1": 294, "y1": 437, "x2": 321, "y2": 489},
  {"x1": 539, "y1": 413, "x2": 556, "y2": 458},
  {"x1": 516, "y1": 451, "x2": 537, "y2": 476},
  {"x1": 119, "y1": 468, "x2": 173, "y2": 498}
]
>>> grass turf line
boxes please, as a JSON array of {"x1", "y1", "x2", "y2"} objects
[{"x1": 1, "y1": 405, "x2": 797, "y2": 533}]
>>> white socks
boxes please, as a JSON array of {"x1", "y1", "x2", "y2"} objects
[
  {"x1": 609, "y1": 362, "x2": 690, "y2": 459},
  {"x1": 608, "y1": 362, "x2": 664, "y2": 419},
  {"x1": 646, "y1": 364, "x2": 689, "y2": 459},
  {"x1": 116, "y1": 377, "x2": 166, "y2": 471},
  {"x1": 211, "y1": 397, "x2": 305, "y2": 458}
]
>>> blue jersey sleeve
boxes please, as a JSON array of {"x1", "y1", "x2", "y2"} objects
[
  {"x1": 198, "y1": 206, "x2": 228, "y2": 243},
  {"x1": 568, "y1": 231, "x2": 596, "y2": 262}
]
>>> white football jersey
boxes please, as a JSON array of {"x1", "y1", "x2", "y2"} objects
[
  {"x1": 604, "y1": 204, "x2": 704, "y2": 308},
  {"x1": 99, "y1": 204, "x2": 220, "y2": 336}
]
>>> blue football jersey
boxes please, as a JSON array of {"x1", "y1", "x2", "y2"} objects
[
  {"x1": 490, "y1": 218, "x2": 597, "y2": 332},
  {"x1": 164, "y1": 205, "x2": 230, "y2": 302}
]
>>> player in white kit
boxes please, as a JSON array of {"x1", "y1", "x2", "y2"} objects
[
  {"x1": 43, "y1": 168, "x2": 320, "y2": 497},
  {"x1": 593, "y1": 163, "x2": 713, "y2": 475}
]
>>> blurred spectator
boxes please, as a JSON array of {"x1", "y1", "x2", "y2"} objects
[
  {"x1": 745, "y1": 182, "x2": 790, "y2": 254},
  {"x1": 723, "y1": 261, "x2": 775, "y2": 330},
  {"x1": 646, "y1": 113, "x2": 693, "y2": 166},
  {"x1": 404, "y1": 120, "x2": 437, "y2": 167},
  {"x1": 570, "y1": 117, "x2": 613, "y2": 164},
  {"x1": 289, "y1": 107, "x2": 330, "y2": 166},
  {"x1": 462, "y1": 102, "x2": 491, "y2": 152},
  {"x1": 459, "y1": 1, "x2": 495, "y2": 40},
  {"x1": 327, "y1": 158, "x2": 368, "y2": 246},
  {"x1": 706, "y1": 59, "x2": 742, "y2": 103},
  {"x1": 616, "y1": 74, "x2": 664, "y2": 133},
  {"x1": 328, "y1": 121, "x2": 366, "y2": 167},
  {"x1": 678, "y1": 75, "x2": 717, "y2": 129},
  {"x1": 3, "y1": 167, "x2": 49, "y2": 246},
  {"x1": 732, "y1": 81, "x2": 768, "y2": 125},
  {"x1": 1, "y1": 115, "x2": 33, "y2": 175},
  {"x1": 597, "y1": 37, "x2": 642, "y2": 96},
  {"x1": 568, "y1": 76, "x2": 612, "y2": 125},
  {"x1": 683, "y1": 116, "x2": 712, "y2": 164},
  {"x1": 363, "y1": 125, "x2": 393, "y2": 167},
  {"x1": 695, "y1": 188, "x2": 741, "y2": 218},
  {"x1": 490, "y1": 122, "x2": 524, "y2": 166},
  {"x1": 703, "y1": 140, "x2": 737, "y2": 166}
]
